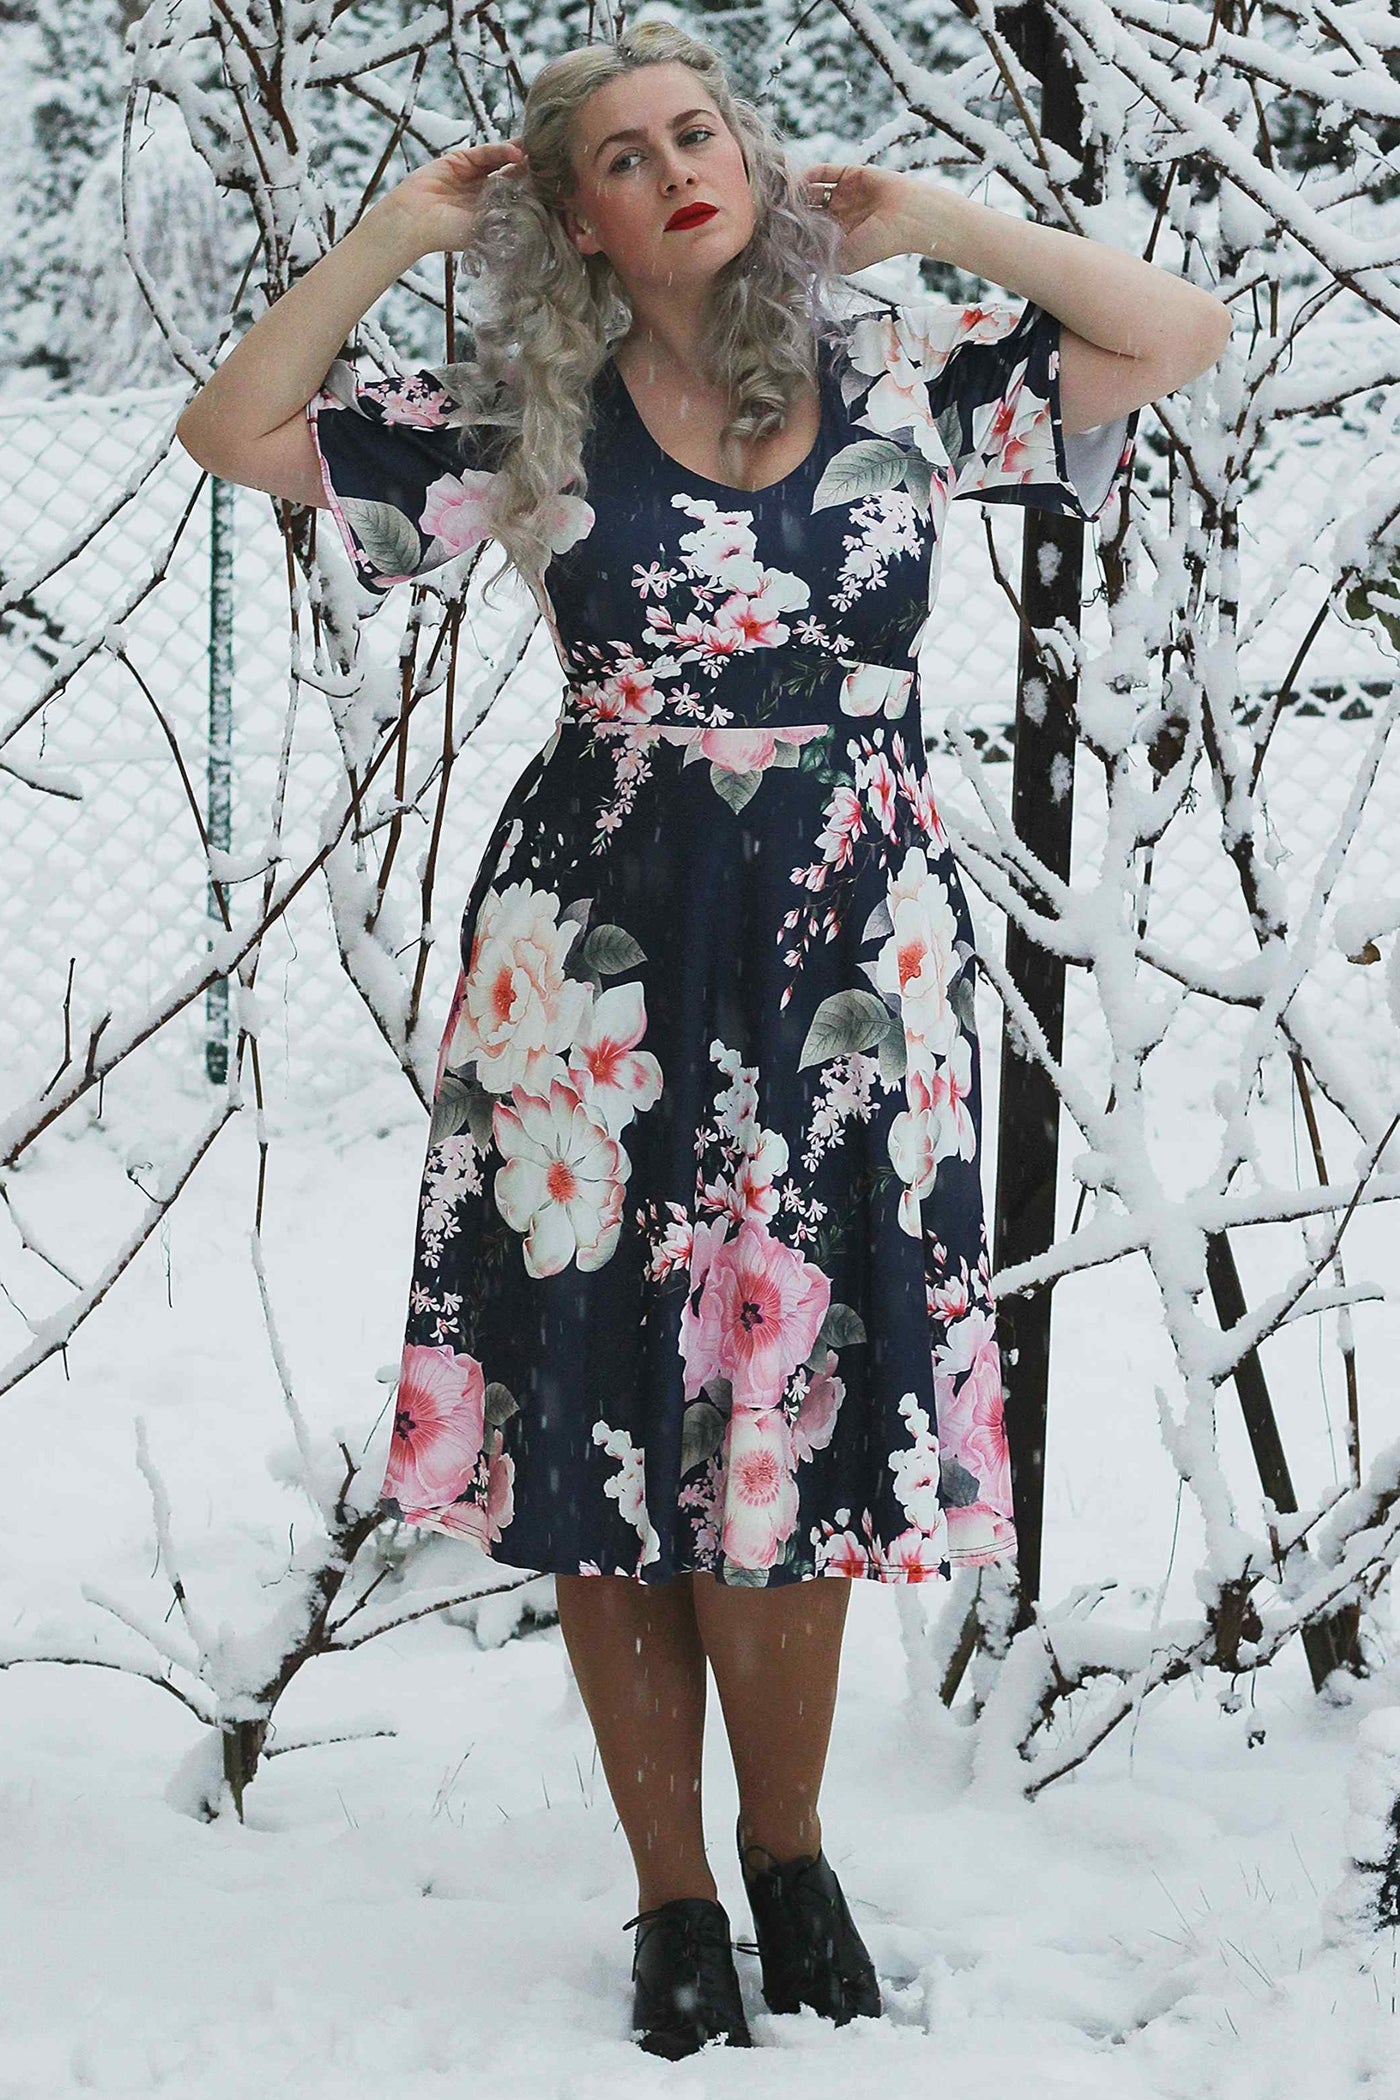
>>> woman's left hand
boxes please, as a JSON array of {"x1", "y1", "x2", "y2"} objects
[{"x1": 799, "y1": 164, "x2": 931, "y2": 273}]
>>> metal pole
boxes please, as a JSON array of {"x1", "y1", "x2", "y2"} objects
[{"x1": 206, "y1": 473, "x2": 234, "y2": 1084}]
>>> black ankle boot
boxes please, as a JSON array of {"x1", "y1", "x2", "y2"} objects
[
  {"x1": 623, "y1": 1895, "x2": 754, "y2": 2057},
  {"x1": 736, "y1": 1818, "x2": 882, "y2": 2025}
]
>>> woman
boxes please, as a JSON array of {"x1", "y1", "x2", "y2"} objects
[{"x1": 177, "y1": 19, "x2": 1229, "y2": 2059}]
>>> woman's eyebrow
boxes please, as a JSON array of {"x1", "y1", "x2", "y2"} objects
[{"x1": 592, "y1": 108, "x2": 716, "y2": 160}]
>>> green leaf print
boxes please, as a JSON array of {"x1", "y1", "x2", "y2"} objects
[
  {"x1": 721, "y1": 1563, "x2": 771, "y2": 1588},
  {"x1": 861, "y1": 898, "x2": 894, "y2": 943},
  {"x1": 429, "y1": 1070, "x2": 482, "y2": 1147},
  {"x1": 680, "y1": 1399, "x2": 727, "y2": 1475},
  {"x1": 581, "y1": 923, "x2": 647, "y2": 974},
  {"x1": 339, "y1": 496, "x2": 423, "y2": 577},
  {"x1": 484, "y1": 1381, "x2": 520, "y2": 1427},
  {"x1": 709, "y1": 765, "x2": 763, "y2": 813},
  {"x1": 901, "y1": 451, "x2": 934, "y2": 512},
  {"x1": 811, "y1": 438, "x2": 907, "y2": 513},
  {"x1": 798, "y1": 988, "x2": 895, "y2": 1070},
  {"x1": 806, "y1": 1301, "x2": 868, "y2": 1368},
  {"x1": 877, "y1": 1024, "x2": 908, "y2": 1087}
]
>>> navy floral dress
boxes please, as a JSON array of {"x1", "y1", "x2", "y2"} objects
[{"x1": 306, "y1": 294, "x2": 1138, "y2": 1587}]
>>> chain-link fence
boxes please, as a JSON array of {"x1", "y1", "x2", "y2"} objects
[{"x1": 2, "y1": 376, "x2": 1395, "y2": 1176}]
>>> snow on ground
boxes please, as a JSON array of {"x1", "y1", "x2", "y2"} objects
[{"x1": 2, "y1": 1042, "x2": 1398, "y2": 2099}]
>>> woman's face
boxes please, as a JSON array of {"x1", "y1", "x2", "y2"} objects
[{"x1": 559, "y1": 62, "x2": 756, "y2": 298}]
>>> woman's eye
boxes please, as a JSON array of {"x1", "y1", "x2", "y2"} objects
[{"x1": 609, "y1": 127, "x2": 714, "y2": 174}]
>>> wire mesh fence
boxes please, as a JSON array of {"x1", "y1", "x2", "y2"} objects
[{"x1": 1, "y1": 374, "x2": 1394, "y2": 1184}]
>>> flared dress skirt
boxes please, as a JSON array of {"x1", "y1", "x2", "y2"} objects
[{"x1": 305, "y1": 291, "x2": 1139, "y2": 1587}]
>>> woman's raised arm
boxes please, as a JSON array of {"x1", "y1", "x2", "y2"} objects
[{"x1": 174, "y1": 140, "x2": 527, "y2": 508}]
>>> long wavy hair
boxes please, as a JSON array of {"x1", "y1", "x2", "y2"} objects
[{"x1": 446, "y1": 20, "x2": 850, "y2": 599}]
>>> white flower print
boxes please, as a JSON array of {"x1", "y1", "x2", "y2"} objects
[
  {"x1": 492, "y1": 1075, "x2": 631, "y2": 1277},
  {"x1": 593, "y1": 1419, "x2": 662, "y2": 1568},
  {"x1": 887, "y1": 1391, "x2": 950, "y2": 1546},
  {"x1": 802, "y1": 1051, "x2": 882, "y2": 1174},
  {"x1": 700, "y1": 1040, "x2": 790, "y2": 1226},
  {"x1": 418, "y1": 1135, "x2": 485, "y2": 1270},
  {"x1": 831, "y1": 492, "x2": 923, "y2": 614},
  {"x1": 839, "y1": 661, "x2": 916, "y2": 720},
  {"x1": 887, "y1": 1036, "x2": 978, "y2": 1238},
  {"x1": 566, "y1": 979, "x2": 664, "y2": 1137},
  {"x1": 449, "y1": 879, "x2": 591, "y2": 1096},
  {"x1": 875, "y1": 845, "x2": 961, "y2": 1057},
  {"x1": 632, "y1": 561, "x2": 681, "y2": 599},
  {"x1": 842, "y1": 313, "x2": 953, "y2": 471}
]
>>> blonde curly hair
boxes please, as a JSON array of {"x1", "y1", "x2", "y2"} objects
[{"x1": 445, "y1": 19, "x2": 850, "y2": 597}]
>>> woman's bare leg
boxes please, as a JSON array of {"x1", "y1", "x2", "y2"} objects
[
  {"x1": 690, "y1": 1572, "x2": 852, "y2": 1866},
  {"x1": 554, "y1": 1571, "x2": 717, "y2": 1912}
]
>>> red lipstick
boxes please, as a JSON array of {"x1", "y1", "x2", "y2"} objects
[{"x1": 665, "y1": 202, "x2": 718, "y2": 231}]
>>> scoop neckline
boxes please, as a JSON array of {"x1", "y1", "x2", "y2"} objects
[{"x1": 604, "y1": 338, "x2": 831, "y2": 500}]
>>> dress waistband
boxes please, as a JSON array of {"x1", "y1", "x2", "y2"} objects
[{"x1": 558, "y1": 647, "x2": 919, "y2": 734}]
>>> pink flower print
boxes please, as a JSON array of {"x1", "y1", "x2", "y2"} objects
[
  {"x1": 647, "y1": 1202, "x2": 694, "y2": 1283},
  {"x1": 567, "y1": 980, "x2": 663, "y2": 1138},
  {"x1": 697, "y1": 726, "x2": 782, "y2": 774},
  {"x1": 792, "y1": 1348, "x2": 844, "y2": 1461},
  {"x1": 934, "y1": 1309, "x2": 1013, "y2": 1514},
  {"x1": 541, "y1": 490, "x2": 595, "y2": 558},
  {"x1": 694, "y1": 1219, "x2": 831, "y2": 1412},
  {"x1": 590, "y1": 661, "x2": 661, "y2": 724},
  {"x1": 815, "y1": 785, "x2": 864, "y2": 872},
  {"x1": 945, "y1": 1502, "x2": 1016, "y2": 1564},
  {"x1": 710, "y1": 590, "x2": 790, "y2": 653},
  {"x1": 898, "y1": 757, "x2": 948, "y2": 853},
  {"x1": 962, "y1": 366, "x2": 1050, "y2": 491},
  {"x1": 667, "y1": 609, "x2": 744, "y2": 670},
  {"x1": 372, "y1": 373, "x2": 458, "y2": 428},
  {"x1": 720, "y1": 1408, "x2": 800, "y2": 1569},
  {"x1": 728, "y1": 1127, "x2": 788, "y2": 1227},
  {"x1": 483, "y1": 1441, "x2": 515, "y2": 1541},
  {"x1": 930, "y1": 1272, "x2": 972, "y2": 1323},
  {"x1": 492, "y1": 1076, "x2": 630, "y2": 1277},
  {"x1": 453, "y1": 880, "x2": 592, "y2": 1096},
  {"x1": 881, "y1": 1529, "x2": 949, "y2": 1581},
  {"x1": 419, "y1": 469, "x2": 500, "y2": 559},
  {"x1": 816, "y1": 1527, "x2": 870, "y2": 1578},
  {"x1": 384, "y1": 1343, "x2": 486, "y2": 1515},
  {"x1": 419, "y1": 1440, "x2": 515, "y2": 1549},
  {"x1": 927, "y1": 1035, "x2": 976, "y2": 1159},
  {"x1": 855, "y1": 746, "x2": 899, "y2": 838},
  {"x1": 679, "y1": 1216, "x2": 732, "y2": 1400}
]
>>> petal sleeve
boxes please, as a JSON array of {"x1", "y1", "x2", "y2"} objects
[
  {"x1": 915, "y1": 298, "x2": 1139, "y2": 524},
  {"x1": 305, "y1": 358, "x2": 501, "y2": 600}
]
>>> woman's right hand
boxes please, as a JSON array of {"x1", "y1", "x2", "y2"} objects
[{"x1": 374, "y1": 139, "x2": 530, "y2": 259}]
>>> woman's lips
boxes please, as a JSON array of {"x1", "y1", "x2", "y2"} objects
[{"x1": 665, "y1": 203, "x2": 718, "y2": 231}]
